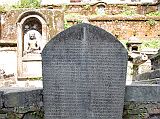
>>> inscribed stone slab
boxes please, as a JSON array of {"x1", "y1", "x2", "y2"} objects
[{"x1": 42, "y1": 23, "x2": 128, "y2": 119}]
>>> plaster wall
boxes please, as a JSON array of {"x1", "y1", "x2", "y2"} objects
[{"x1": 0, "y1": 48, "x2": 16, "y2": 75}]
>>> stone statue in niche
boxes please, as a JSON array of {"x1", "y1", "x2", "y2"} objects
[
  {"x1": 27, "y1": 32, "x2": 40, "y2": 52},
  {"x1": 24, "y1": 30, "x2": 42, "y2": 55}
]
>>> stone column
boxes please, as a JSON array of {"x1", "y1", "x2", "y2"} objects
[{"x1": 17, "y1": 23, "x2": 23, "y2": 78}]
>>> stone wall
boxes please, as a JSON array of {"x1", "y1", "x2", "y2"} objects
[
  {"x1": 0, "y1": 47, "x2": 16, "y2": 87},
  {"x1": 44, "y1": 2, "x2": 158, "y2": 15},
  {"x1": 123, "y1": 102, "x2": 160, "y2": 119},
  {"x1": 1, "y1": 4, "x2": 159, "y2": 42},
  {"x1": 0, "y1": 8, "x2": 64, "y2": 81},
  {"x1": 44, "y1": 2, "x2": 160, "y2": 40},
  {"x1": 66, "y1": 16, "x2": 160, "y2": 40},
  {"x1": 151, "y1": 49, "x2": 160, "y2": 70},
  {"x1": 0, "y1": 85, "x2": 159, "y2": 119},
  {"x1": 0, "y1": 8, "x2": 64, "y2": 43},
  {"x1": 124, "y1": 85, "x2": 160, "y2": 119},
  {"x1": 1, "y1": 3, "x2": 159, "y2": 41},
  {"x1": 0, "y1": 87, "x2": 43, "y2": 119}
]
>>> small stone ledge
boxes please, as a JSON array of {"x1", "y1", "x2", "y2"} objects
[
  {"x1": 0, "y1": 87, "x2": 43, "y2": 112},
  {"x1": 125, "y1": 85, "x2": 160, "y2": 102},
  {"x1": 0, "y1": 85, "x2": 159, "y2": 118},
  {"x1": 0, "y1": 87, "x2": 43, "y2": 118},
  {"x1": 66, "y1": 16, "x2": 160, "y2": 21}
]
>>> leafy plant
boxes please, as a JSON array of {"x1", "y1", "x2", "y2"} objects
[
  {"x1": 119, "y1": 4, "x2": 139, "y2": 16},
  {"x1": 146, "y1": 11, "x2": 160, "y2": 16},
  {"x1": 64, "y1": 20, "x2": 72, "y2": 29},
  {"x1": 83, "y1": 4, "x2": 91, "y2": 10},
  {"x1": 76, "y1": 19, "x2": 82, "y2": 23},
  {"x1": 13, "y1": 0, "x2": 40, "y2": 9},
  {"x1": 0, "y1": 5, "x2": 6, "y2": 13},
  {"x1": 146, "y1": 19, "x2": 157, "y2": 26},
  {"x1": 120, "y1": 10, "x2": 138, "y2": 16},
  {"x1": 141, "y1": 39, "x2": 160, "y2": 49}
]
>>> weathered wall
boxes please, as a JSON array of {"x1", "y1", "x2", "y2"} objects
[
  {"x1": 1, "y1": 3, "x2": 159, "y2": 41},
  {"x1": 0, "y1": 48, "x2": 16, "y2": 75},
  {"x1": 44, "y1": 2, "x2": 160, "y2": 40},
  {"x1": 44, "y1": 2, "x2": 158, "y2": 15},
  {"x1": 0, "y1": 47, "x2": 16, "y2": 87},
  {"x1": 0, "y1": 85, "x2": 160, "y2": 119},
  {"x1": 0, "y1": 8, "x2": 64, "y2": 82},
  {"x1": 123, "y1": 102, "x2": 160, "y2": 119},
  {"x1": 124, "y1": 85, "x2": 160, "y2": 119},
  {"x1": 0, "y1": 8, "x2": 64, "y2": 43},
  {"x1": 1, "y1": 4, "x2": 160, "y2": 41},
  {"x1": 67, "y1": 16, "x2": 160, "y2": 40}
]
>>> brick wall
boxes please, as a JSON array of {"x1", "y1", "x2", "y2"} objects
[{"x1": 66, "y1": 16, "x2": 160, "y2": 40}]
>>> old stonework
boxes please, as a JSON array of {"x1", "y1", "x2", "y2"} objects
[{"x1": 42, "y1": 23, "x2": 128, "y2": 119}]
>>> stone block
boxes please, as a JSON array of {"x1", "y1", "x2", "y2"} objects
[
  {"x1": 42, "y1": 23, "x2": 128, "y2": 119},
  {"x1": 3, "y1": 88, "x2": 42, "y2": 110},
  {"x1": 125, "y1": 85, "x2": 160, "y2": 102}
]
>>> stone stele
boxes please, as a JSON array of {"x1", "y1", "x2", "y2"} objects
[{"x1": 42, "y1": 23, "x2": 128, "y2": 119}]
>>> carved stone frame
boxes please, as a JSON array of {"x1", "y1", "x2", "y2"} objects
[{"x1": 16, "y1": 11, "x2": 47, "y2": 79}]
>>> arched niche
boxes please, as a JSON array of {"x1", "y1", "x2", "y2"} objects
[
  {"x1": 17, "y1": 11, "x2": 47, "y2": 79},
  {"x1": 23, "y1": 17, "x2": 42, "y2": 56},
  {"x1": 96, "y1": 3, "x2": 106, "y2": 15}
]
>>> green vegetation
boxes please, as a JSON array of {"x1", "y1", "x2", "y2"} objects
[
  {"x1": 64, "y1": 19, "x2": 82, "y2": 29},
  {"x1": 119, "y1": 4, "x2": 139, "y2": 16},
  {"x1": 146, "y1": 19, "x2": 157, "y2": 26},
  {"x1": 25, "y1": 111, "x2": 44, "y2": 119},
  {"x1": 0, "y1": 0, "x2": 40, "y2": 11},
  {"x1": 141, "y1": 39, "x2": 160, "y2": 49},
  {"x1": 121, "y1": 5, "x2": 134, "y2": 16},
  {"x1": 26, "y1": 77, "x2": 42, "y2": 80},
  {"x1": 146, "y1": 11, "x2": 160, "y2": 16},
  {"x1": 83, "y1": 4, "x2": 91, "y2": 10},
  {"x1": 120, "y1": 39, "x2": 160, "y2": 49},
  {"x1": 0, "y1": 5, "x2": 6, "y2": 13},
  {"x1": 119, "y1": 40, "x2": 127, "y2": 48},
  {"x1": 12, "y1": 0, "x2": 40, "y2": 9},
  {"x1": 64, "y1": 14, "x2": 83, "y2": 29},
  {"x1": 119, "y1": 9, "x2": 138, "y2": 16},
  {"x1": 64, "y1": 20, "x2": 72, "y2": 29}
]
